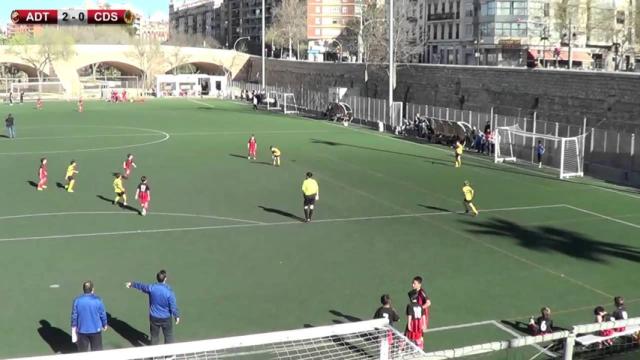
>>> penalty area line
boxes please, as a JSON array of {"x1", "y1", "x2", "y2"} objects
[{"x1": 0, "y1": 204, "x2": 562, "y2": 243}]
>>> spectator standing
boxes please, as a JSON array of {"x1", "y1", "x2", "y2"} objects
[
  {"x1": 5, "y1": 113, "x2": 15, "y2": 138},
  {"x1": 405, "y1": 291, "x2": 424, "y2": 349},
  {"x1": 536, "y1": 141, "x2": 545, "y2": 168},
  {"x1": 528, "y1": 307, "x2": 554, "y2": 335},
  {"x1": 126, "y1": 270, "x2": 180, "y2": 345},
  {"x1": 71, "y1": 281, "x2": 108, "y2": 352},
  {"x1": 411, "y1": 276, "x2": 431, "y2": 331},
  {"x1": 373, "y1": 294, "x2": 400, "y2": 327},
  {"x1": 19, "y1": 90, "x2": 24, "y2": 104}
]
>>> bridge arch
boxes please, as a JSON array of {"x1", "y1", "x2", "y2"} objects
[
  {"x1": 165, "y1": 62, "x2": 225, "y2": 75},
  {"x1": 76, "y1": 60, "x2": 144, "y2": 77}
]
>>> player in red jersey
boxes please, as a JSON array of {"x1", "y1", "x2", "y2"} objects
[
  {"x1": 122, "y1": 89, "x2": 128, "y2": 102},
  {"x1": 123, "y1": 154, "x2": 137, "y2": 178},
  {"x1": 135, "y1": 176, "x2": 151, "y2": 216},
  {"x1": 37, "y1": 157, "x2": 48, "y2": 191},
  {"x1": 405, "y1": 291, "x2": 424, "y2": 350},
  {"x1": 411, "y1": 276, "x2": 431, "y2": 331},
  {"x1": 247, "y1": 135, "x2": 257, "y2": 160},
  {"x1": 77, "y1": 97, "x2": 84, "y2": 113},
  {"x1": 36, "y1": 97, "x2": 43, "y2": 110}
]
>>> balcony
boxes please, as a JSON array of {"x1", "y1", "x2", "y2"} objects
[
  {"x1": 407, "y1": 16, "x2": 418, "y2": 22},
  {"x1": 428, "y1": 12, "x2": 455, "y2": 21}
]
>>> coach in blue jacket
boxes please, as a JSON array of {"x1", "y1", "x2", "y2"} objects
[
  {"x1": 71, "y1": 281, "x2": 108, "y2": 352},
  {"x1": 126, "y1": 269, "x2": 180, "y2": 345}
]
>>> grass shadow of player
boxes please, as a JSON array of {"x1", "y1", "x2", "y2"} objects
[
  {"x1": 418, "y1": 204, "x2": 452, "y2": 213},
  {"x1": 56, "y1": 182, "x2": 66, "y2": 190},
  {"x1": 37, "y1": 320, "x2": 76, "y2": 354},
  {"x1": 258, "y1": 206, "x2": 305, "y2": 222},
  {"x1": 27, "y1": 180, "x2": 38, "y2": 188},
  {"x1": 329, "y1": 310, "x2": 363, "y2": 323},
  {"x1": 251, "y1": 161, "x2": 273, "y2": 166},
  {"x1": 96, "y1": 195, "x2": 139, "y2": 214},
  {"x1": 229, "y1": 153, "x2": 248, "y2": 160},
  {"x1": 500, "y1": 320, "x2": 532, "y2": 335},
  {"x1": 107, "y1": 313, "x2": 150, "y2": 347},
  {"x1": 0, "y1": 134, "x2": 8, "y2": 138}
]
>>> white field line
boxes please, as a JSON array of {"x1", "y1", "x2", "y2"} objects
[
  {"x1": 4, "y1": 133, "x2": 158, "y2": 141},
  {"x1": 188, "y1": 99, "x2": 215, "y2": 108},
  {"x1": 425, "y1": 320, "x2": 494, "y2": 333},
  {"x1": 0, "y1": 204, "x2": 561, "y2": 243},
  {"x1": 0, "y1": 211, "x2": 263, "y2": 225},
  {"x1": 563, "y1": 204, "x2": 640, "y2": 230},
  {"x1": 490, "y1": 321, "x2": 555, "y2": 357},
  {"x1": 168, "y1": 129, "x2": 334, "y2": 136}
]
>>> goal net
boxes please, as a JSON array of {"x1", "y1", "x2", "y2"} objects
[
  {"x1": 494, "y1": 125, "x2": 586, "y2": 179},
  {"x1": 267, "y1": 92, "x2": 298, "y2": 114},
  {"x1": 10, "y1": 319, "x2": 425, "y2": 360},
  {"x1": 10, "y1": 82, "x2": 66, "y2": 101}
]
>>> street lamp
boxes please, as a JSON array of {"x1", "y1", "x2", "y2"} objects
[{"x1": 233, "y1": 36, "x2": 250, "y2": 51}]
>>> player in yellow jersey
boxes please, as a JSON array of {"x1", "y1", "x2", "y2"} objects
[
  {"x1": 462, "y1": 180, "x2": 478, "y2": 216},
  {"x1": 270, "y1": 146, "x2": 281, "y2": 167},
  {"x1": 113, "y1": 173, "x2": 127, "y2": 206},
  {"x1": 454, "y1": 140, "x2": 464, "y2": 168},
  {"x1": 64, "y1": 160, "x2": 78, "y2": 192}
]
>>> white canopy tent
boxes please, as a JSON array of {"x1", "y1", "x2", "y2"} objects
[{"x1": 155, "y1": 74, "x2": 227, "y2": 98}]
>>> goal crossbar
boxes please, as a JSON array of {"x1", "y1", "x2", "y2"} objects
[{"x1": 10, "y1": 319, "x2": 423, "y2": 360}]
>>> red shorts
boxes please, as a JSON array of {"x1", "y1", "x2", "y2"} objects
[
  {"x1": 124, "y1": 168, "x2": 131, "y2": 176},
  {"x1": 139, "y1": 193, "x2": 149, "y2": 204},
  {"x1": 249, "y1": 146, "x2": 256, "y2": 154}
]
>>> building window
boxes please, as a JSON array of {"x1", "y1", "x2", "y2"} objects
[
  {"x1": 315, "y1": 17, "x2": 321, "y2": 24},
  {"x1": 496, "y1": 1, "x2": 510, "y2": 15},
  {"x1": 428, "y1": 3, "x2": 432, "y2": 16},
  {"x1": 513, "y1": 2, "x2": 527, "y2": 15},
  {"x1": 332, "y1": 18, "x2": 338, "y2": 24},
  {"x1": 315, "y1": 6, "x2": 320, "y2": 13},
  {"x1": 433, "y1": 24, "x2": 437, "y2": 39},
  {"x1": 440, "y1": 24, "x2": 445, "y2": 39},
  {"x1": 465, "y1": 5, "x2": 473, "y2": 16},
  {"x1": 315, "y1": 28, "x2": 321, "y2": 35},
  {"x1": 419, "y1": 4, "x2": 423, "y2": 19},
  {"x1": 543, "y1": 3, "x2": 549, "y2": 16},
  {"x1": 449, "y1": 2, "x2": 453, "y2": 13},
  {"x1": 441, "y1": 2, "x2": 445, "y2": 13},
  {"x1": 455, "y1": 23, "x2": 459, "y2": 38},
  {"x1": 342, "y1": 6, "x2": 348, "y2": 13},
  {"x1": 465, "y1": 24, "x2": 472, "y2": 36},
  {"x1": 448, "y1": 23, "x2": 452, "y2": 39}
]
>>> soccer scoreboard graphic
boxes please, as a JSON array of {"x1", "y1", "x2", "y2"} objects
[{"x1": 10, "y1": 9, "x2": 136, "y2": 25}]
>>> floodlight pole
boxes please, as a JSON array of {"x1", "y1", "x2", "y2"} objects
[
  {"x1": 388, "y1": 0, "x2": 394, "y2": 127},
  {"x1": 262, "y1": 0, "x2": 266, "y2": 90}
]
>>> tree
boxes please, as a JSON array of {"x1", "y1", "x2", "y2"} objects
[
  {"x1": 128, "y1": 38, "x2": 164, "y2": 90},
  {"x1": 271, "y1": 0, "x2": 307, "y2": 58},
  {"x1": 7, "y1": 28, "x2": 75, "y2": 83},
  {"x1": 166, "y1": 47, "x2": 192, "y2": 74}
]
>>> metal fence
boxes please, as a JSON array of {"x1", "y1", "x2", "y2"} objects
[{"x1": 229, "y1": 81, "x2": 640, "y2": 185}]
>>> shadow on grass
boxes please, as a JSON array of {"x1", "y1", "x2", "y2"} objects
[
  {"x1": 258, "y1": 206, "x2": 304, "y2": 222},
  {"x1": 96, "y1": 195, "x2": 140, "y2": 214},
  {"x1": 27, "y1": 180, "x2": 38, "y2": 188},
  {"x1": 229, "y1": 153, "x2": 248, "y2": 160},
  {"x1": 0, "y1": 134, "x2": 8, "y2": 138},
  {"x1": 252, "y1": 161, "x2": 272, "y2": 166},
  {"x1": 500, "y1": 320, "x2": 532, "y2": 335},
  {"x1": 107, "y1": 313, "x2": 150, "y2": 347},
  {"x1": 461, "y1": 217, "x2": 640, "y2": 263},
  {"x1": 329, "y1": 310, "x2": 363, "y2": 324},
  {"x1": 56, "y1": 182, "x2": 66, "y2": 190},
  {"x1": 418, "y1": 204, "x2": 452, "y2": 213},
  {"x1": 37, "y1": 320, "x2": 76, "y2": 354}
]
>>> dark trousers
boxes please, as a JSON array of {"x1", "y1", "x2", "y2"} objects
[
  {"x1": 77, "y1": 332, "x2": 102, "y2": 352},
  {"x1": 150, "y1": 316, "x2": 174, "y2": 345}
]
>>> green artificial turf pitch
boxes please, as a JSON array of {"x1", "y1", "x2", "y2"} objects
[{"x1": 0, "y1": 98, "x2": 639, "y2": 358}]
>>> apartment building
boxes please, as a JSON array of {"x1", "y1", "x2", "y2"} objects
[{"x1": 307, "y1": 0, "x2": 362, "y2": 61}]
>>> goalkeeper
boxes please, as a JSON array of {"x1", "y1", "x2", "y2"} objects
[{"x1": 462, "y1": 180, "x2": 478, "y2": 216}]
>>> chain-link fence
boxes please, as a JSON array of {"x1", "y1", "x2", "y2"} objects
[{"x1": 228, "y1": 81, "x2": 640, "y2": 186}]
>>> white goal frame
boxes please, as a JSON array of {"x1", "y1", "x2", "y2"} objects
[
  {"x1": 494, "y1": 125, "x2": 586, "y2": 179},
  {"x1": 7, "y1": 319, "x2": 425, "y2": 360},
  {"x1": 267, "y1": 92, "x2": 298, "y2": 114},
  {"x1": 10, "y1": 81, "x2": 67, "y2": 100}
]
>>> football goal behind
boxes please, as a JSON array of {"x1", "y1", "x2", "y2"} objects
[
  {"x1": 10, "y1": 82, "x2": 66, "y2": 101},
  {"x1": 494, "y1": 125, "x2": 586, "y2": 179},
  {"x1": 8, "y1": 319, "x2": 425, "y2": 360},
  {"x1": 267, "y1": 92, "x2": 298, "y2": 114}
]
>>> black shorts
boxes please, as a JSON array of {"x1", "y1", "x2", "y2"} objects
[
  {"x1": 304, "y1": 194, "x2": 316, "y2": 206},
  {"x1": 66, "y1": 176, "x2": 74, "y2": 181},
  {"x1": 463, "y1": 199, "x2": 472, "y2": 203},
  {"x1": 116, "y1": 191, "x2": 125, "y2": 197}
]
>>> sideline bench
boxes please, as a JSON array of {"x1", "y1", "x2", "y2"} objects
[{"x1": 576, "y1": 325, "x2": 640, "y2": 346}]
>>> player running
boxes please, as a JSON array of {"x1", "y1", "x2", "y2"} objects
[
  {"x1": 36, "y1": 97, "x2": 43, "y2": 110},
  {"x1": 454, "y1": 140, "x2": 463, "y2": 168},
  {"x1": 37, "y1": 158, "x2": 48, "y2": 191},
  {"x1": 64, "y1": 160, "x2": 78, "y2": 192},
  {"x1": 135, "y1": 176, "x2": 151, "y2": 216},
  {"x1": 77, "y1": 97, "x2": 84, "y2": 113},
  {"x1": 462, "y1": 180, "x2": 478, "y2": 216},
  {"x1": 247, "y1": 135, "x2": 257, "y2": 160},
  {"x1": 270, "y1": 146, "x2": 281, "y2": 166},
  {"x1": 113, "y1": 173, "x2": 127, "y2": 206},
  {"x1": 123, "y1": 154, "x2": 137, "y2": 178}
]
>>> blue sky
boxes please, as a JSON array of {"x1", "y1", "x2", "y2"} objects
[{"x1": 2, "y1": 0, "x2": 170, "y2": 28}]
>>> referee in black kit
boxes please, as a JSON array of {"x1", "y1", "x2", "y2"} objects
[{"x1": 302, "y1": 172, "x2": 319, "y2": 222}]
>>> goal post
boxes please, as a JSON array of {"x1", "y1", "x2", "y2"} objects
[
  {"x1": 267, "y1": 92, "x2": 298, "y2": 114},
  {"x1": 10, "y1": 82, "x2": 67, "y2": 101},
  {"x1": 7, "y1": 319, "x2": 425, "y2": 360},
  {"x1": 494, "y1": 125, "x2": 585, "y2": 179},
  {"x1": 283, "y1": 93, "x2": 298, "y2": 114}
]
